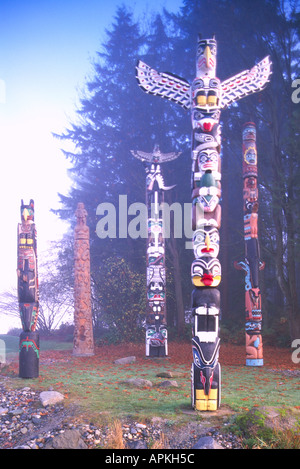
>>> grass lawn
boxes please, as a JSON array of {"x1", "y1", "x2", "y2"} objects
[{"x1": 1, "y1": 338, "x2": 299, "y2": 423}]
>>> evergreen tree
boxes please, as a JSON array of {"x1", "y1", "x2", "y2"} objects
[{"x1": 54, "y1": 0, "x2": 300, "y2": 342}]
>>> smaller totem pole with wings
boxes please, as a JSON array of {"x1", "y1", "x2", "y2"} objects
[
  {"x1": 131, "y1": 145, "x2": 180, "y2": 357},
  {"x1": 135, "y1": 34, "x2": 271, "y2": 409},
  {"x1": 17, "y1": 199, "x2": 40, "y2": 378}
]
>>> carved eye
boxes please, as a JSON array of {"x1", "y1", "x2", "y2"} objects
[
  {"x1": 192, "y1": 348, "x2": 201, "y2": 368},
  {"x1": 210, "y1": 261, "x2": 221, "y2": 276},
  {"x1": 197, "y1": 45, "x2": 204, "y2": 55},
  {"x1": 198, "y1": 152, "x2": 209, "y2": 163},
  {"x1": 210, "y1": 230, "x2": 219, "y2": 244},
  {"x1": 193, "y1": 230, "x2": 205, "y2": 243},
  {"x1": 193, "y1": 111, "x2": 203, "y2": 121}
]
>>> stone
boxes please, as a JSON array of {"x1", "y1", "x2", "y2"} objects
[
  {"x1": 0, "y1": 407, "x2": 7, "y2": 415},
  {"x1": 121, "y1": 378, "x2": 152, "y2": 388},
  {"x1": 127, "y1": 439, "x2": 148, "y2": 449},
  {"x1": 113, "y1": 356, "x2": 136, "y2": 365},
  {"x1": 192, "y1": 436, "x2": 223, "y2": 449},
  {"x1": 39, "y1": 391, "x2": 64, "y2": 406},
  {"x1": 157, "y1": 380, "x2": 178, "y2": 388},
  {"x1": 156, "y1": 371, "x2": 185, "y2": 378},
  {"x1": 9, "y1": 408, "x2": 24, "y2": 416},
  {"x1": 47, "y1": 429, "x2": 88, "y2": 449}
]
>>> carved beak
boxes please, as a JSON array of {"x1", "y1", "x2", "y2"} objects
[
  {"x1": 204, "y1": 46, "x2": 212, "y2": 68},
  {"x1": 22, "y1": 208, "x2": 29, "y2": 221}
]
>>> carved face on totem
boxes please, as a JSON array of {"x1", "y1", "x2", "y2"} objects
[
  {"x1": 21, "y1": 199, "x2": 34, "y2": 223},
  {"x1": 191, "y1": 257, "x2": 221, "y2": 287},
  {"x1": 193, "y1": 225, "x2": 220, "y2": 258},
  {"x1": 192, "y1": 148, "x2": 221, "y2": 186},
  {"x1": 243, "y1": 177, "x2": 258, "y2": 213},
  {"x1": 197, "y1": 149, "x2": 219, "y2": 173},
  {"x1": 244, "y1": 146, "x2": 257, "y2": 166},
  {"x1": 242, "y1": 123, "x2": 256, "y2": 142},
  {"x1": 196, "y1": 37, "x2": 217, "y2": 77},
  {"x1": 147, "y1": 266, "x2": 165, "y2": 301},
  {"x1": 193, "y1": 171, "x2": 220, "y2": 212}
]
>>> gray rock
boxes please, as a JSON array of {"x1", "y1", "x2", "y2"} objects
[
  {"x1": 157, "y1": 380, "x2": 178, "y2": 388},
  {"x1": 39, "y1": 391, "x2": 64, "y2": 406},
  {"x1": 49, "y1": 429, "x2": 88, "y2": 449},
  {"x1": 9, "y1": 407, "x2": 24, "y2": 416},
  {"x1": 122, "y1": 378, "x2": 152, "y2": 388},
  {"x1": 0, "y1": 407, "x2": 7, "y2": 415},
  {"x1": 113, "y1": 356, "x2": 136, "y2": 365},
  {"x1": 127, "y1": 439, "x2": 148, "y2": 449},
  {"x1": 156, "y1": 371, "x2": 185, "y2": 378},
  {"x1": 192, "y1": 436, "x2": 223, "y2": 449}
]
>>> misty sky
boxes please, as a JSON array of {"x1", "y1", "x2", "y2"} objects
[{"x1": 0, "y1": 0, "x2": 182, "y2": 332}]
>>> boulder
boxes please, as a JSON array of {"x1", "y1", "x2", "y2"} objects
[
  {"x1": 121, "y1": 378, "x2": 152, "y2": 388},
  {"x1": 192, "y1": 436, "x2": 223, "y2": 449},
  {"x1": 156, "y1": 371, "x2": 185, "y2": 378},
  {"x1": 46, "y1": 429, "x2": 87, "y2": 449},
  {"x1": 157, "y1": 380, "x2": 178, "y2": 388},
  {"x1": 113, "y1": 356, "x2": 136, "y2": 365},
  {"x1": 39, "y1": 391, "x2": 64, "y2": 406}
]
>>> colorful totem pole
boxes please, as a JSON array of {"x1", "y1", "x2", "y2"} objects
[
  {"x1": 73, "y1": 202, "x2": 94, "y2": 356},
  {"x1": 234, "y1": 123, "x2": 265, "y2": 366},
  {"x1": 135, "y1": 35, "x2": 271, "y2": 409},
  {"x1": 131, "y1": 145, "x2": 180, "y2": 357},
  {"x1": 17, "y1": 199, "x2": 39, "y2": 378}
]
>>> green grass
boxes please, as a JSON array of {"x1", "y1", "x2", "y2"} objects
[
  {"x1": 222, "y1": 366, "x2": 300, "y2": 410},
  {"x1": 1, "y1": 336, "x2": 299, "y2": 424}
]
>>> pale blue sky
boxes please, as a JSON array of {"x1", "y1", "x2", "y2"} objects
[{"x1": 0, "y1": 0, "x2": 182, "y2": 332}]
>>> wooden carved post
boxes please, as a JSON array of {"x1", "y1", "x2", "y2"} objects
[
  {"x1": 135, "y1": 34, "x2": 271, "y2": 410},
  {"x1": 73, "y1": 203, "x2": 94, "y2": 356},
  {"x1": 131, "y1": 145, "x2": 180, "y2": 357},
  {"x1": 17, "y1": 199, "x2": 39, "y2": 378},
  {"x1": 234, "y1": 122, "x2": 265, "y2": 366}
]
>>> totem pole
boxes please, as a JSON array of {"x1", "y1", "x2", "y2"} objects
[
  {"x1": 135, "y1": 35, "x2": 271, "y2": 410},
  {"x1": 17, "y1": 199, "x2": 39, "y2": 378},
  {"x1": 234, "y1": 123, "x2": 265, "y2": 366},
  {"x1": 131, "y1": 145, "x2": 180, "y2": 357},
  {"x1": 73, "y1": 202, "x2": 94, "y2": 356}
]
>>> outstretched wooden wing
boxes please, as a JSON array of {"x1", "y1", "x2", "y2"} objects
[
  {"x1": 136, "y1": 60, "x2": 191, "y2": 110},
  {"x1": 220, "y1": 56, "x2": 272, "y2": 109},
  {"x1": 131, "y1": 149, "x2": 180, "y2": 163}
]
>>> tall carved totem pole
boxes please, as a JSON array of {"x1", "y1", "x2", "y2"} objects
[
  {"x1": 131, "y1": 145, "x2": 180, "y2": 357},
  {"x1": 136, "y1": 34, "x2": 271, "y2": 410},
  {"x1": 73, "y1": 202, "x2": 94, "y2": 356},
  {"x1": 17, "y1": 199, "x2": 39, "y2": 378},
  {"x1": 234, "y1": 123, "x2": 265, "y2": 366}
]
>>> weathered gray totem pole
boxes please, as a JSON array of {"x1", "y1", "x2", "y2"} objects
[
  {"x1": 131, "y1": 145, "x2": 180, "y2": 357},
  {"x1": 17, "y1": 199, "x2": 39, "y2": 378},
  {"x1": 234, "y1": 123, "x2": 265, "y2": 366},
  {"x1": 136, "y1": 35, "x2": 271, "y2": 410},
  {"x1": 73, "y1": 202, "x2": 94, "y2": 356}
]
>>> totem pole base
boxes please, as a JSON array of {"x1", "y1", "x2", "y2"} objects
[
  {"x1": 145, "y1": 345, "x2": 168, "y2": 358},
  {"x1": 19, "y1": 331, "x2": 39, "y2": 379},
  {"x1": 246, "y1": 359, "x2": 263, "y2": 366},
  {"x1": 73, "y1": 340, "x2": 95, "y2": 357},
  {"x1": 145, "y1": 326, "x2": 168, "y2": 358},
  {"x1": 191, "y1": 361, "x2": 221, "y2": 412}
]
